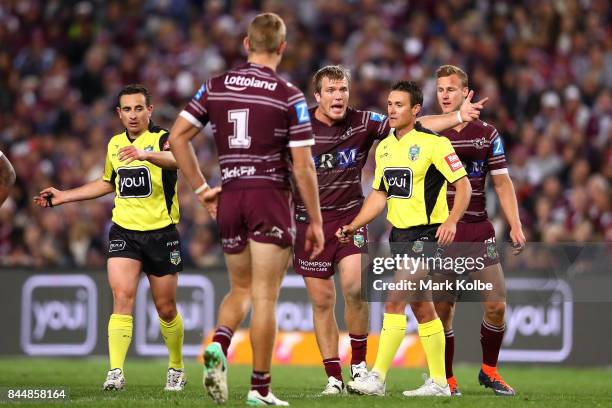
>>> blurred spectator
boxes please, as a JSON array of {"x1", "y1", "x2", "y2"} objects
[{"x1": 0, "y1": 0, "x2": 609, "y2": 268}]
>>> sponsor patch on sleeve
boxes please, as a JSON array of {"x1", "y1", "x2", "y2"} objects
[
  {"x1": 295, "y1": 101, "x2": 310, "y2": 124},
  {"x1": 369, "y1": 112, "x2": 387, "y2": 122},
  {"x1": 194, "y1": 84, "x2": 206, "y2": 100},
  {"x1": 445, "y1": 153, "x2": 464, "y2": 172},
  {"x1": 492, "y1": 135, "x2": 505, "y2": 156}
]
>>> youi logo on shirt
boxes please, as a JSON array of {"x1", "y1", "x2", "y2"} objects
[
  {"x1": 117, "y1": 166, "x2": 152, "y2": 198},
  {"x1": 384, "y1": 167, "x2": 414, "y2": 198}
]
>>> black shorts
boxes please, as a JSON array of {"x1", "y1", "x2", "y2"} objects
[
  {"x1": 108, "y1": 223, "x2": 183, "y2": 276},
  {"x1": 389, "y1": 224, "x2": 441, "y2": 258}
]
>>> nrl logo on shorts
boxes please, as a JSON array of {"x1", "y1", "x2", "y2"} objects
[
  {"x1": 169, "y1": 249, "x2": 181, "y2": 265},
  {"x1": 409, "y1": 144, "x2": 420, "y2": 161},
  {"x1": 486, "y1": 243, "x2": 498, "y2": 259},
  {"x1": 353, "y1": 233, "x2": 365, "y2": 248},
  {"x1": 412, "y1": 240, "x2": 424, "y2": 253}
]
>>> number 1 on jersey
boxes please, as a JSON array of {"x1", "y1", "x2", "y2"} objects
[{"x1": 228, "y1": 109, "x2": 251, "y2": 149}]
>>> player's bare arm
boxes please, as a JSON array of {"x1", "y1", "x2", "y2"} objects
[
  {"x1": 291, "y1": 145, "x2": 324, "y2": 258},
  {"x1": 33, "y1": 179, "x2": 115, "y2": 207},
  {"x1": 418, "y1": 90, "x2": 488, "y2": 132},
  {"x1": 169, "y1": 116, "x2": 219, "y2": 217},
  {"x1": 436, "y1": 176, "x2": 471, "y2": 246},
  {"x1": 336, "y1": 189, "x2": 387, "y2": 243},
  {"x1": 118, "y1": 146, "x2": 178, "y2": 170},
  {"x1": 491, "y1": 173, "x2": 526, "y2": 254},
  {"x1": 0, "y1": 153, "x2": 16, "y2": 205}
]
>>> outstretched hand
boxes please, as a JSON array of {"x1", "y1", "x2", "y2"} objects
[
  {"x1": 33, "y1": 187, "x2": 64, "y2": 208},
  {"x1": 459, "y1": 90, "x2": 489, "y2": 122}
]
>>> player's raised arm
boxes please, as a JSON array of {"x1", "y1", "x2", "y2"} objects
[{"x1": 418, "y1": 90, "x2": 488, "y2": 132}]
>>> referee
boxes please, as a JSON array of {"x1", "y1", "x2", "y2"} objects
[
  {"x1": 337, "y1": 81, "x2": 471, "y2": 397},
  {"x1": 34, "y1": 85, "x2": 187, "y2": 392}
]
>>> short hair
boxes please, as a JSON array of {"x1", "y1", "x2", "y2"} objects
[
  {"x1": 247, "y1": 13, "x2": 286, "y2": 54},
  {"x1": 391, "y1": 81, "x2": 423, "y2": 107},
  {"x1": 117, "y1": 84, "x2": 151, "y2": 107},
  {"x1": 312, "y1": 65, "x2": 351, "y2": 94},
  {"x1": 436, "y1": 65, "x2": 469, "y2": 88}
]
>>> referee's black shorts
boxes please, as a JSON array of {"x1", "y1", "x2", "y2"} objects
[
  {"x1": 108, "y1": 223, "x2": 183, "y2": 276},
  {"x1": 389, "y1": 224, "x2": 442, "y2": 259}
]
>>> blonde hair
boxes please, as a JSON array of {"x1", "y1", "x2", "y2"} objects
[
  {"x1": 247, "y1": 13, "x2": 286, "y2": 54},
  {"x1": 436, "y1": 65, "x2": 469, "y2": 88}
]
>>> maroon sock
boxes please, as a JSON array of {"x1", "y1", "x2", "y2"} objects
[
  {"x1": 212, "y1": 325, "x2": 233, "y2": 356},
  {"x1": 323, "y1": 358, "x2": 343, "y2": 383},
  {"x1": 349, "y1": 333, "x2": 368, "y2": 365},
  {"x1": 251, "y1": 371, "x2": 271, "y2": 396},
  {"x1": 444, "y1": 329, "x2": 455, "y2": 379},
  {"x1": 480, "y1": 320, "x2": 505, "y2": 367}
]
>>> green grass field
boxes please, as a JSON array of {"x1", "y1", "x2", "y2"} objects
[{"x1": 0, "y1": 358, "x2": 611, "y2": 407}]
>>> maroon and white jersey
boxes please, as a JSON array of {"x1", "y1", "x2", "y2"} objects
[
  {"x1": 441, "y1": 120, "x2": 508, "y2": 223},
  {"x1": 294, "y1": 107, "x2": 390, "y2": 221},
  {"x1": 180, "y1": 62, "x2": 314, "y2": 191}
]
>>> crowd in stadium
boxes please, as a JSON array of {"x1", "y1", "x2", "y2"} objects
[{"x1": 0, "y1": 0, "x2": 609, "y2": 268}]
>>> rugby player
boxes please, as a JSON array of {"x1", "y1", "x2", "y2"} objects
[
  {"x1": 169, "y1": 13, "x2": 323, "y2": 406},
  {"x1": 434, "y1": 65, "x2": 526, "y2": 396}
]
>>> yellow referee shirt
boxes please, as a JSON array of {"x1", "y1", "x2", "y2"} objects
[
  {"x1": 373, "y1": 123, "x2": 467, "y2": 229},
  {"x1": 103, "y1": 125, "x2": 179, "y2": 231}
]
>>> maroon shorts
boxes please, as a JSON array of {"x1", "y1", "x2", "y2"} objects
[
  {"x1": 443, "y1": 220, "x2": 500, "y2": 272},
  {"x1": 293, "y1": 212, "x2": 368, "y2": 279},
  {"x1": 217, "y1": 188, "x2": 295, "y2": 254}
]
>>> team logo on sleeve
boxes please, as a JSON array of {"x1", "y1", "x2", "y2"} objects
[
  {"x1": 408, "y1": 144, "x2": 420, "y2": 161},
  {"x1": 117, "y1": 166, "x2": 152, "y2": 198},
  {"x1": 194, "y1": 84, "x2": 206, "y2": 100},
  {"x1": 383, "y1": 167, "x2": 413, "y2": 199},
  {"x1": 295, "y1": 102, "x2": 310, "y2": 124},
  {"x1": 444, "y1": 153, "x2": 464, "y2": 172},
  {"x1": 369, "y1": 112, "x2": 387, "y2": 122}
]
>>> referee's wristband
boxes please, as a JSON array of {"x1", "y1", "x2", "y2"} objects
[
  {"x1": 456, "y1": 110, "x2": 463, "y2": 124},
  {"x1": 194, "y1": 182, "x2": 209, "y2": 195}
]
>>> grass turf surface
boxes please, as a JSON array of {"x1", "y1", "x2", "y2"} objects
[{"x1": 0, "y1": 358, "x2": 611, "y2": 407}]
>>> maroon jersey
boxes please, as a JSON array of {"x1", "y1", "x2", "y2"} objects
[
  {"x1": 294, "y1": 107, "x2": 390, "y2": 221},
  {"x1": 180, "y1": 62, "x2": 314, "y2": 191},
  {"x1": 441, "y1": 120, "x2": 508, "y2": 223}
]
